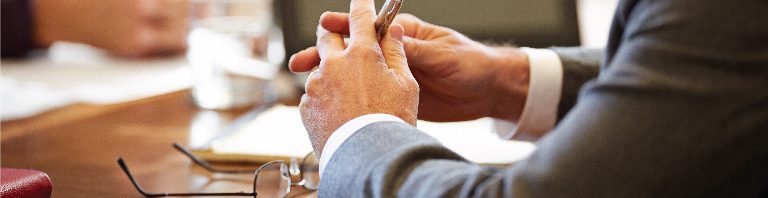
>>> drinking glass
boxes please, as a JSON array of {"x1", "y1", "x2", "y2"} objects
[{"x1": 188, "y1": 0, "x2": 284, "y2": 110}]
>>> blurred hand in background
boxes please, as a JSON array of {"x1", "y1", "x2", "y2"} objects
[{"x1": 33, "y1": 0, "x2": 188, "y2": 58}]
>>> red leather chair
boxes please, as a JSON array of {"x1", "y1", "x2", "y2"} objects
[{"x1": 1, "y1": 168, "x2": 52, "y2": 198}]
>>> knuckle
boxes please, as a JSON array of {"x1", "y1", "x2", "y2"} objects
[
  {"x1": 407, "y1": 79, "x2": 420, "y2": 93},
  {"x1": 350, "y1": 29, "x2": 372, "y2": 38},
  {"x1": 349, "y1": 9, "x2": 371, "y2": 21},
  {"x1": 304, "y1": 80, "x2": 320, "y2": 97},
  {"x1": 299, "y1": 95, "x2": 312, "y2": 111},
  {"x1": 387, "y1": 47, "x2": 407, "y2": 60},
  {"x1": 304, "y1": 73, "x2": 325, "y2": 96},
  {"x1": 318, "y1": 33, "x2": 334, "y2": 44},
  {"x1": 320, "y1": 57, "x2": 344, "y2": 68},
  {"x1": 299, "y1": 94, "x2": 309, "y2": 105},
  {"x1": 347, "y1": 46, "x2": 380, "y2": 59}
]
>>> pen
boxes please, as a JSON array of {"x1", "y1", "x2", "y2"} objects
[{"x1": 374, "y1": 0, "x2": 404, "y2": 40}]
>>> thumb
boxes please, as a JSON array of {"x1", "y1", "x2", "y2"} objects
[{"x1": 381, "y1": 24, "x2": 412, "y2": 77}]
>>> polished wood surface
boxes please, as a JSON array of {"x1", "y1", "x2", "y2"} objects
[{"x1": 1, "y1": 90, "x2": 313, "y2": 197}]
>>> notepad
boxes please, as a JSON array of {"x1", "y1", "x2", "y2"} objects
[{"x1": 193, "y1": 105, "x2": 536, "y2": 165}]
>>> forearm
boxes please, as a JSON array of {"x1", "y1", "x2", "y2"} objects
[
  {"x1": 320, "y1": 122, "x2": 470, "y2": 197},
  {"x1": 322, "y1": 48, "x2": 763, "y2": 198}
]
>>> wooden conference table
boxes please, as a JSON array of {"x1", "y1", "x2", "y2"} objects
[{"x1": 1, "y1": 90, "x2": 314, "y2": 197}]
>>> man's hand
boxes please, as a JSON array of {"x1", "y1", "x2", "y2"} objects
[
  {"x1": 33, "y1": 0, "x2": 188, "y2": 58},
  {"x1": 291, "y1": 13, "x2": 530, "y2": 123},
  {"x1": 294, "y1": 0, "x2": 419, "y2": 157}
]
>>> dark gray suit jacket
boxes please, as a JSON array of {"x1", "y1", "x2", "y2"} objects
[{"x1": 320, "y1": 0, "x2": 768, "y2": 197}]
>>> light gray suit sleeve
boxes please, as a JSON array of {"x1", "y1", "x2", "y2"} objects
[{"x1": 319, "y1": 0, "x2": 768, "y2": 197}]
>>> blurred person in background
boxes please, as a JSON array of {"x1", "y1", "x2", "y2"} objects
[{"x1": 1, "y1": 0, "x2": 188, "y2": 58}]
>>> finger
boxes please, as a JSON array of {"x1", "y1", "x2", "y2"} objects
[
  {"x1": 320, "y1": 12, "x2": 350, "y2": 35},
  {"x1": 304, "y1": 68, "x2": 323, "y2": 97},
  {"x1": 321, "y1": 12, "x2": 449, "y2": 42},
  {"x1": 289, "y1": 47, "x2": 321, "y2": 73},
  {"x1": 319, "y1": 15, "x2": 434, "y2": 72},
  {"x1": 348, "y1": 0, "x2": 377, "y2": 46},
  {"x1": 401, "y1": 36, "x2": 431, "y2": 65},
  {"x1": 391, "y1": 14, "x2": 422, "y2": 39},
  {"x1": 320, "y1": 13, "x2": 436, "y2": 72},
  {"x1": 320, "y1": 12, "x2": 444, "y2": 41},
  {"x1": 381, "y1": 24, "x2": 411, "y2": 77},
  {"x1": 393, "y1": 13, "x2": 450, "y2": 40},
  {"x1": 402, "y1": 35, "x2": 452, "y2": 74},
  {"x1": 316, "y1": 25, "x2": 345, "y2": 59}
]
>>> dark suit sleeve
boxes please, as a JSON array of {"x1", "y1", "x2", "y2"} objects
[
  {"x1": 548, "y1": 47, "x2": 602, "y2": 120},
  {"x1": 2, "y1": 0, "x2": 37, "y2": 58},
  {"x1": 320, "y1": 0, "x2": 768, "y2": 197}
]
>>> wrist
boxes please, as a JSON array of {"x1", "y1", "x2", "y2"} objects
[{"x1": 488, "y1": 47, "x2": 530, "y2": 122}]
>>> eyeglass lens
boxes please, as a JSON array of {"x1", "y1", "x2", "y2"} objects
[
  {"x1": 301, "y1": 153, "x2": 320, "y2": 190},
  {"x1": 255, "y1": 162, "x2": 291, "y2": 197}
]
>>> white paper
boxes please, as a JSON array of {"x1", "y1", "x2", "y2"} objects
[
  {"x1": 1, "y1": 42, "x2": 192, "y2": 121},
  {"x1": 211, "y1": 105, "x2": 314, "y2": 158},
  {"x1": 0, "y1": 78, "x2": 76, "y2": 121},
  {"x1": 210, "y1": 106, "x2": 535, "y2": 165},
  {"x1": 417, "y1": 119, "x2": 536, "y2": 165}
]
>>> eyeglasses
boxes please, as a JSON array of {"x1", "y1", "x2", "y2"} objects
[{"x1": 116, "y1": 143, "x2": 319, "y2": 197}]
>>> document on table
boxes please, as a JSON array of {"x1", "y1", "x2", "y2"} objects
[
  {"x1": 1, "y1": 42, "x2": 192, "y2": 121},
  {"x1": 198, "y1": 105, "x2": 536, "y2": 165}
]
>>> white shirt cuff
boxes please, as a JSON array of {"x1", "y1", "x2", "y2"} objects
[
  {"x1": 494, "y1": 48, "x2": 563, "y2": 141},
  {"x1": 318, "y1": 113, "x2": 406, "y2": 178}
]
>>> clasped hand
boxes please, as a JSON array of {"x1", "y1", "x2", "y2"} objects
[
  {"x1": 289, "y1": 0, "x2": 531, "y2": 157},
  {"x1": 292, "y1": 0, "x2": 419, "y2": 157}
]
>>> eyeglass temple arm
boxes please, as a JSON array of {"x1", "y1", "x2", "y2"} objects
[
  {"x1": 172, "y1": 143, "x2": 254, "y2": 174},
  {"x1": 116, "y1": 157, "x2": 256, "y2": 197},
  {"x1": 174, "y1": 143, "x2": 319, "y2": 190}
]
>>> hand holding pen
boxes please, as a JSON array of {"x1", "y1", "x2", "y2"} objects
[{"x1": 288, "y1": 0, "x2": 405, "y2": 73}]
